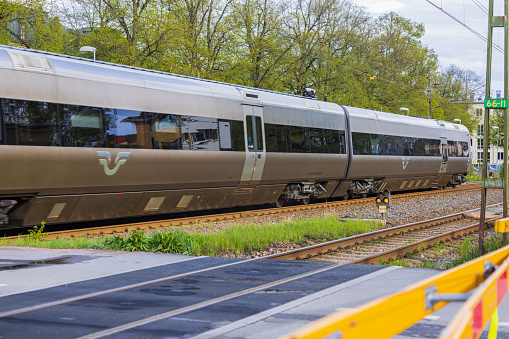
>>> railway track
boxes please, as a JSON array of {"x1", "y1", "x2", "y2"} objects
[
  {"x1": 2, "y1": 182, "x2": 482, "y2": 240},
  {"x1": 0, "y1": 201, "x2": 500, "y2": 339},
  {"x1": 268, "y1": 203, "x2": 502, "y2": 265}
]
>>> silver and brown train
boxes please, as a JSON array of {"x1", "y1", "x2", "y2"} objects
[{"x1": 0, "y1": 45, "x2": 471, "y2": 226}]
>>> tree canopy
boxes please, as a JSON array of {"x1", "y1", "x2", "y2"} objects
[{"x1": 0, "y1": 0, "x2": 484, "y2": 132}]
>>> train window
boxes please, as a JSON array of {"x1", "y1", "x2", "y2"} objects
[
  {"x1": 246, "y1": 116, "x2": 254, "y2": 151},
  {"x1": 382, "y1": 135, "x2": 396, "y2": 155},
  {"x1": 1, "y1": 98, "x2": 235, "y2": 151},
  {"x1": 351, "y1": 132, "x2": 441, "y2": 157},
  {"x1": 147, "y1": 113, "x2": 182, "y2": 150},
  {"x1": 68, "y1": 106, "x2": 105, "y2": 147},
  {"x1": 2, "y1": 99, "x2": 57, "y2": 146},
  {"x1": 106, "y1": 109, "x2": 145, "y2": 148},
  {"x1": 265, "y1": 123, "x2": 277, "y2": 152},
  {"x1": 339, "y1": 131, "x2": 346, "y2": 154},
  {"x1": 423, "y1": 139, "x2": 440, "y2": 156},
  {"x1": 181, "y1": 116, "x2": 192, "y2": 150},
  {"x1": 276, "y1": 125, "x2": 288, "y2": 152},
  {"x1": 218, "y1": 119, "x2": 245, "y2": 151},
  {"x1": 394, "y1": 137, "x2": 405, "y2": 155},
  {"x1": 352, "y1": 133, "x2": 371, "y2": 155},
  {"x1": 460, "y1": 141, "x2": 469, "y2": 157},
  {"x1": 219, "y1": 121, "x2": 232, "y2": 150},
  {"x1": 255, "y1": 116, "x2": 263, "y2": 151},
  {"x1": 290, "y1": 126, "x2": 306, "y2": 153},
  {"x1": 230, "y1": 120, "x2": 245, "y2": 151},
  {"x1": 307, "y1": 128, "x2": 324, "y2": 153},
  {"x1": 265, "y1": 124, "x2": 345, "y2": 154},
  {"x1": 186, "y1": 116, "x2": 219, "y2": 151},
  {"x1": 447, "y1": 140, "x2": 456, "y2": 157},
  {"x1": 324, "y1": 130, "x2": 339, "y2": 154},
  {"x1": 370, "y1": 134, "x2": 382, "y2": 155},
  {"x1": 404, "y1": 137, "x2": 415, "y2": 156}
]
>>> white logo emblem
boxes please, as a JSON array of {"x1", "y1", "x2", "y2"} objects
[
  {"x1": 402, "y1": 157, "x2": 410, "y2": 170},
  {"x1": 96, "y1": 151, "x2": 130, "y2": 176}
]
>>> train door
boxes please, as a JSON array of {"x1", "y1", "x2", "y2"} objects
[
  {"x1": 240, "y1": 105, "x2": 266, "y2": 185},
  {"x1": 439, "y1": 137, "x2": 448, "y2": 173}
]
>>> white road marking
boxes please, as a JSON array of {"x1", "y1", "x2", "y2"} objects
[
  {"x1": 334, "y1": 307, "x2": 356, "y2": 311},
  {"x1": 499, "y1": 322, "x2": 509, "y2": 327},
  {"x1": 424, "y1": 315, "x2": 440, "y2": 321},
  {"x1": 192, "y1": 266, "x2": 402, "y2": 339}
]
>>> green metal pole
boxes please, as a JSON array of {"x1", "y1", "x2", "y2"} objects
[
  {"x1": 481, "y1": 0, "x2": 495, "y2": 256},
  {"x1": 504, "y1": 0, "x2": 508, "y2": 246}
]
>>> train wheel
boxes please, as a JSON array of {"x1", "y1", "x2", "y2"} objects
[
  {"x1": 273, "y1": 197, "x2": 284, "y2": 208},
  {"x1": 342, "y1": 193, "x2": 349, "y2": 201},
  {"x1": 361, "y1": 193, "x2": 368, "y2": 199},
  {"x1": 300, "y1": 197, "x2": 310, "y2": 205}
]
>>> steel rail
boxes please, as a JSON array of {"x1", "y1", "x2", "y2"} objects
[
  {"x1": 0, "y1": 201, "x2": 492, "y2": 321},
  {"x1": 5, "y1": 183, "x2": 481, "y2": 241},
  {"x1": 269, "y1": 202, "x2": 502, "y2": 261},
  {"x1": 0, "y1": 201, "x2": 496, "y2": 339},
  {"x1": 349, "y1": 218, "x2": 502, "y2": 265}
]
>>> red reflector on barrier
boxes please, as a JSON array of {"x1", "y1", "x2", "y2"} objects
[
  {"x1": 117, "y1": 194, "x2": 125, "y2": 197},
  {"x1": 473, "y1": 299, "x2": 483, "y2": 338},
  {"x1": 498, "y1": 270, "x2": 508, "y2": 304}
]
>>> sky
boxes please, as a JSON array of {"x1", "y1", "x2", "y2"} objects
[{"x1": 352, "y1": 0, "x2": 504, "y2": 98}]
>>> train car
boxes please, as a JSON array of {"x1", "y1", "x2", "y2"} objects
[{"x1": 0, "y1": 45, "x2": 471, "y2": 226}]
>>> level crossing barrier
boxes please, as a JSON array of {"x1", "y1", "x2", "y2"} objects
[{"x1": 280, "y1": 244, "x2": 509, "y2": 339}]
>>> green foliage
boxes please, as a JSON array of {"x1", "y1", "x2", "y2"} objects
[
  {"x1": 149, "y1": 231, "x2": 191, "y2": 254},
  {"x1": 2, "y1": 216, "x2": 382, "y2": 256},
  {"x1": 446, "y1": 235, "x2": 504, "y2": 269},
  {"x1": 27, "y1": 221, "x2": 48, "y2": 241},
  {"x1": 0, "y1": 0, "x2": 69, "y2": 53},
  {"x1": 97, "y1": 230, "x2": 190, "y2": 253},
  {"x1": 383, "y1": 258, "x2": 413, "y2": 267},
  {"x1": 467, "y1": 165, "x2": 481, "y2": 182},
  {"x1": 0, "y1": 0, "x2": 480, "y2": 121}
]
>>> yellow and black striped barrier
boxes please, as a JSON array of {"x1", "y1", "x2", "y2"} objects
[{"x1": 280, "y1": 243, "x2": 509, "y2": 339}]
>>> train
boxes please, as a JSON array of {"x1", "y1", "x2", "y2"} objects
[{"x1": 0, "y1": 45, "x2": 471, "y2": 226}]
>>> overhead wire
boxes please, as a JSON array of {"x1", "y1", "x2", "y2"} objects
[
  {"x1": 425, "y1": 0, "x2": 504, "y2": 53},
  {"x1": 471, "y1": 0, "x2": 488, "y2": 15}
]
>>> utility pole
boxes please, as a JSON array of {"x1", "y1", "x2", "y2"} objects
[
  {"x1": 481, "y1": 0, "x2": 508, "y2": 257},
  {"x1": 426, "y1": 80, "x2": 439, "y2": 119}
]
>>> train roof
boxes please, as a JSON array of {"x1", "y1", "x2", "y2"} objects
[
  {"x1": 346, "y1": 106, "x2": 469, "y2": 133},
  {"x1": 0, "y1": 45, "x2": 345, "y2": 116},
  {"x1": 0, "y1": 44, "x2": 469, "y2": 133}
]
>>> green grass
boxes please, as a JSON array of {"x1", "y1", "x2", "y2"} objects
[
  {"x1": 467, "y1": 165, "x2": 482, "y2": 182},
  {"x1": 0, "y1": 216, "x2": 383, "y2": 257},
  {"x1": 445, "y1": 234, "x2": 504, "y2": 269}
]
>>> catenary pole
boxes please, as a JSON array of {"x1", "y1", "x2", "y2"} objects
[
  {"x1": 481, "y1": 0, "x2": 496, "y2": 256},
  {"x1": 503, "y1": 0, "x2": 508, "y2": 246}
]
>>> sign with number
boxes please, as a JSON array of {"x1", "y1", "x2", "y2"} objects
[
  {"x1": 379, "y1": 205, "x2": 387, "y2": 214},
  {"x1": 483, "y1": 178, "x2": 504, "y2": 189},
  {"x1": 484, "y1": 99, "x2": 509, "y2": 109}
]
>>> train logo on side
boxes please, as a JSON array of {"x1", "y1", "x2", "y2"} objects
[
  {"x1": 96, "y1": 151, "x2": 131, "y2": 176},
  {"x1": 402, "y1": 157, "x2": 410, "y2": 170}
]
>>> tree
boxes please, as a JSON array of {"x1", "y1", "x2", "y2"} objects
[
  {"x1": 59, "y1": 0, "x2": 174, "y2": 67},
  {"x1": 228, "y1": 0, "x2": 292, "y2": 89},
  {"x1": 432, "y1": 64, "x2": 484, "y2": 133},
  {"x1": 0, "y1": 0, "x2": 68, "y2": 53},
  {"x1": 164, "y1": 0, "x2": 234, "y2": 78}
]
